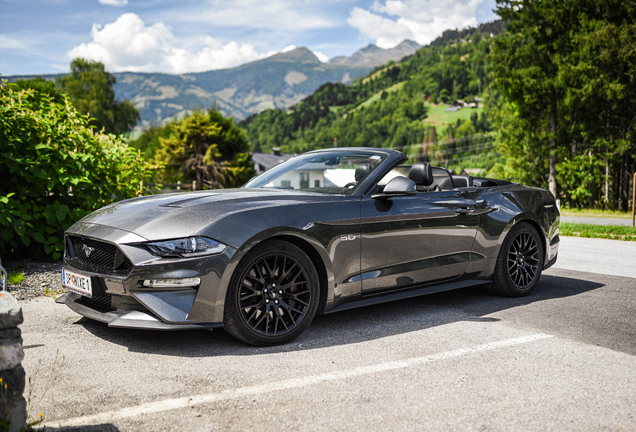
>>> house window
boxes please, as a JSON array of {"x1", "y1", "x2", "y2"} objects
[
  {"x1": 281, "y1": 180, "x2": 291, "y2": 188},
  {"x1": 314, "y1": 179, "x2": 320, "y2": 187}
]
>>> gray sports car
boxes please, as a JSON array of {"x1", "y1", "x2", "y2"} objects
[{"x1": 58, "y1": 148, "x2": 560, "y2": 346}]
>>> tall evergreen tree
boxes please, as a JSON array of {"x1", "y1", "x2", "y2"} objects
[
  {"x1": 491, "y1": 0, "x2": 636, "y2": 207},
  {"x1": 491, "y1": 0, "x2": 573, "y2": 197}
]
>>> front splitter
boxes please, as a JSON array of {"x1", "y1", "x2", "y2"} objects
[{"x1": 57, "y1": 292, "x2": 223, "y2": 331}]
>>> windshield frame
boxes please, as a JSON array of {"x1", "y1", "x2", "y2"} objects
[{"x1": 244, "y1": 148, "x2": 406, "y2": 196}]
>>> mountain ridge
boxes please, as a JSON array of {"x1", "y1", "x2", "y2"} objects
[
  {"x1": 328, "y1": 40, "x2": 421, "y2": 67},
  {"x1": 4, "y1": 21, "x2": 501, "y2": 126}
]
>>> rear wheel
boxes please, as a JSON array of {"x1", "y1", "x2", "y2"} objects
[
  {"x1": 488, "y1": 222, "x2": 543, "y2": 297},
  {"x1": 223, "y1": 240, "x2": 320, "y2": 346}
]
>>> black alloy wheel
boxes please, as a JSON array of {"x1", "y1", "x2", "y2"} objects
[
  {"x1": 488, "y1": 222, "x2": 544, "y2": 297},
  {"x1": 507, "y1": 231, "x2": 540, "y2": 288},
  {"x1": 224, "y1": 240, "x2": 320, "y2": 346}
]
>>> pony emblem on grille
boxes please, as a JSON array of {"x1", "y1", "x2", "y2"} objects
[{"x1": 82, "y1": 244, "x2": 95, "y2": 257}]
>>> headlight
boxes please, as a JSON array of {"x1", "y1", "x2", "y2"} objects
[{"x1": 147, "y1": 237, "x2": 227, "y2": 257}]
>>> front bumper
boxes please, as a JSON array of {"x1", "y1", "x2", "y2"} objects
[
  {"x1": 61, "y1": 223, "x2": 239, "y2": 327},
  {"x1": 57, "y1": 292, "x2": 223, "y2": 331}
]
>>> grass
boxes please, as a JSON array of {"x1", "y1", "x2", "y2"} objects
[
  {"x1": 423, "y1": 103, "x2": 483, "y2": 126},
  {"x1": 560, "y1": 222, "x2": 636, "y2": 241},
  {"x1": 358, "y1": 82, "x2": 406, "y2": 109},
  {"x1": 7, "y1": 272, "x2": 24, "y2": 285},
  {"x1": 560, "y1": 208, "x2": 632, "y2": 218}
]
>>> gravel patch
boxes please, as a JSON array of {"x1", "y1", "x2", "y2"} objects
[{"x1": 3, "y1": 261, "x2": 64, "y2": 301}]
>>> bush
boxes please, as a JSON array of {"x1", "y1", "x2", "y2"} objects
[{"x1": 0, "y1": 80, "x2": 157, "y2": 260}]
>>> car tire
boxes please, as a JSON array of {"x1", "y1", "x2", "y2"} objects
[
  {"x1": 223, "y1": 240, "x2": 320, "y2": 346},
  {"x1": 488, "y1": 221, "x2": 544, "y2": 297}
]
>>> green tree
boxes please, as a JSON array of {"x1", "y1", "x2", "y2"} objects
[
  {"x1": 0, "y1": 80, "x2": 156, "y2": 259},
  {"x1": 491, "y1": 0, "x2": 636, "y2": 208},
  {"x1": 58, "y1": 58, "x2": 139, "y2": 135},
  {"x1": 559, "y1": 0, "x2": 636, "y2": 209},
  {"x1": 155, "y1": 109, "x2": 253, "y2": 188},
  {"x1": 491, "y1": 0, "x2": 573, "y2": 197}
]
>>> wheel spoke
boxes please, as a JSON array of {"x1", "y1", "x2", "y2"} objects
[
  {"x1": 279, "y1": 262, "x2": 298, "y2": 283},
  {"x1": 246, "y1": 305, "x2": 260, "y2": 323},
  {"x1": 253, "y1": 309, "x2": 267, "y2": 329},
  {"x1": 288, "y1": 294, "x2": 309, "y2": 306},
  {"x1": 240, "y1": 292, "x2": 259, "y2": 302}
]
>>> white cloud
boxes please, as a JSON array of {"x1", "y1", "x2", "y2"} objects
[
  {"x1": 67, "y1": 13, "x2": 277, "y2": 73},
  {"x1": 282, "y1": 45, "x2": 297, "y2": 53},
  {"x1": 173, "y1": 0, "x2": 337, "y2": 32},
  {"x1": 348, "y1": 0, "x2": 481, "y2": 48},
  {"x1": 98, "y1": 0, "x2": 128, "y2": 6},
  {"x1": 312, "y1": 50, "x2": 329, "y2": 63},
  {"x1": 0, "y1": 35, "x2": 26, "y2": 50}
]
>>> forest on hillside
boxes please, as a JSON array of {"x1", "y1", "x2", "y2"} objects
[
  {"x1": 240, "y1": 0, "x2": 636, "y2": 210},
  {"x1": 239, "y1": 30, "x2": 496, "y2": 175}
]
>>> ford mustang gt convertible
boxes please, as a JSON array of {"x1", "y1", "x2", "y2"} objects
[{"x1": 58, "y1": 148, "x2": 560, "y2": 346}]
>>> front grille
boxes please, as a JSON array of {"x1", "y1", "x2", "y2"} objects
[
  {"x1": 66, "y1": 236, "x2": 134, "y2": 276},
  {"x1": 81, "y1": 294, "x2": 113, "y2": 310}
]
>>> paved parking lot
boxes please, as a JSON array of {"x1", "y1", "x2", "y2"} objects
[{"x1": 21, "y1": 236, "x2": 636, "y2": 431}]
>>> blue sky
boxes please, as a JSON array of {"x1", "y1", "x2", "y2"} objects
[{"x1": 0, "y1": 0, "x2": 498, "y2": 76}]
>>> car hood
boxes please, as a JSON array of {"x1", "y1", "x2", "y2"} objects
[{"x1": 69, "y1": 189, "x2": 340, "y2": 243}]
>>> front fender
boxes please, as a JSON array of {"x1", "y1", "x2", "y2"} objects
[{"x1": 187, "y1": 227, "x2": 337, "y2": 323}]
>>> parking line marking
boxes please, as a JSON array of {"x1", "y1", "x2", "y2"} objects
[{"x1": 40, "y1": 333, "x2": 552, "y2": 428}]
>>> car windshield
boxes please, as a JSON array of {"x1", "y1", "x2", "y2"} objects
[{"x1": 244, "y1": 150, "x2": 389, "y2": 195}]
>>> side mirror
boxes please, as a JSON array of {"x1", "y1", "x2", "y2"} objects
[{"x1": 372, "y1": 176, "x2": 417, "y2": 199}]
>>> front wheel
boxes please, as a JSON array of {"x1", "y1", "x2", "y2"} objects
[
  {"x1": 488, "y1": 222, "x2": 544, "y2": 297},
  {"x1": 223, "y1": 240, "x2": 320, "y2": 346}
]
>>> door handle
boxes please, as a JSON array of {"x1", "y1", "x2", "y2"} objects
[{"x1": 455, "y1": 207, "x2": 474, "y2": 215}]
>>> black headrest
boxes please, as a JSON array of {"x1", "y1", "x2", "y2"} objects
[
  {"x1": 408, "y1": 163, "x2": 433, "y2": 186},
  {"x1": 355, "y1": 163, "x2": 370, "y2": 182}
]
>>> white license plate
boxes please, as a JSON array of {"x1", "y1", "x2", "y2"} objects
[{"x1": 62, "y1": 269, "x2": 92, "y2": 297}]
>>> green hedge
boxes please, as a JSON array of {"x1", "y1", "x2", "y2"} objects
[{"x1": 0, "y1": 80, "x2": 157, "y2": 260}]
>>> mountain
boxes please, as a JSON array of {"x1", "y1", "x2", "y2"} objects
[
  {"x1": 110, "y1": 48, "x2": 370, "y2": 127},
  {"x1": 5, "y1": 22, "x2": 500, "y2": 127},
  {"x1": 328, "y1": 40, "x2": 421, "y2": 68}
]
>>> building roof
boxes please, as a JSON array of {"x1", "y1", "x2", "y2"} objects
[{"x1": 252, "y1": 150, "x2": 296, "y2": 171}]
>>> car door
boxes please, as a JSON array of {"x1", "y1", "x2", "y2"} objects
[{"x1": 359, "y1": 189, "x2": 478, "y2": 293}]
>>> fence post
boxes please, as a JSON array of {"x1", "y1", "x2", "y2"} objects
[
  {"x1": 177, "y1": 181, "x2": 182, "y2": 191},
  {"x1": 0, "y1": 290, "x2": 27, "y2": 432},
  {"x1": 632, "y1": 172, "x2": 635, "y2": 228},
  {"x1": 192, "y1": 180, "x2": 197, "y2": 191},
  {"x1": 0, "y1": 259, "x2": 6, "y2": 292}
]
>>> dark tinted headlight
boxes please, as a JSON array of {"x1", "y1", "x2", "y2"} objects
[{"x1": 147, "y1": 237, "x2": 227, "y2": 257}]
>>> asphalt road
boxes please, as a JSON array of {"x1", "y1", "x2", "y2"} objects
[
  {"x1": 21, "y1": 236, "x2": 636, "y2": 432},
  {"x1": 561, "y1": 215, "x2": 634, "y2": 226}
]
